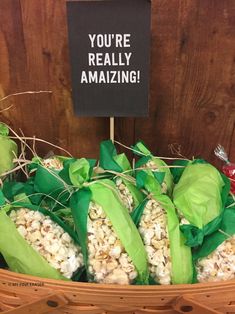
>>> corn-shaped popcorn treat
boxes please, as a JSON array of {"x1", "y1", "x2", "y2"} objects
[{"x1": 9, "y1": 208, "x2": 84, "y2": 279}]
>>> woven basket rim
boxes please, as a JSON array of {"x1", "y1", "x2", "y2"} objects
[{"x1": 1, "y1": 269, "x2": 235, "y2": 292}]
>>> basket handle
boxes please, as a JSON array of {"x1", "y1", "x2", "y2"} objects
[
  {"x1": 173, "y1": 295, "x2": 222, "y2": 314},
  {"x1": 4, "y1": 292, "x2": 68, "y2": 314}
]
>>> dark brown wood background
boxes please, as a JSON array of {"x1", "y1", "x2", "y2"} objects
[{"x1": 0, "y1": 0, "x2": 234, "y2": 167}]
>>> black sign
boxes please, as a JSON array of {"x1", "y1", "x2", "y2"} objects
[{"x1": 66, "y1": 0, "x2": 151, "y2": 117}]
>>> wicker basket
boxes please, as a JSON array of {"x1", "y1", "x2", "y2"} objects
[{"x1": 0, "y1": 269, "x2": 235, "y2": 314}]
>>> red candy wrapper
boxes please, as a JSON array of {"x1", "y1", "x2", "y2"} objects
[
  {"x1": 215, "y1": 144, "x2": 235, "y2": 194},
  {"x1": 222, "y1": 164, "x2": 235, "y2": 194},
  {"x1": 215, "y1": 144, "x2": 235, "y2": 195}
]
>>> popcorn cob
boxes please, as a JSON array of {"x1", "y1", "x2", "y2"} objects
[
  {"x1": 115, "y1": 178, "x2": 135, "y2": 213},
  {"x1": 41, "y1": 157, "x2": 63, "y2": 171},
  {"x1": 138, "y1": 199, "x2": 171, "y2": 285},
  {"x1": 9, "y1": 208, "x2": 83, "y2": 279},
  {"x1": 87, "y1": 201, "x2": 137, "y2": 284},
  {"x1": 196, "y1": 236, "x2": 235, "y2": 283}
]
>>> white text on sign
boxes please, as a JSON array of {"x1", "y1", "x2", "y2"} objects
[{"x1": 80, "y1": 33, "x2": 141, "y2": 84}]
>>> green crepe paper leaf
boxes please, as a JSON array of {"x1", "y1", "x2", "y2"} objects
[
  {"x1": 226, "y1": 194, "x2": 235, "y2": 207},
  {"x1": 87, "y1": 159, "x2": 97, "y2": 177},
  {"x1": 193, "y1": 206, "x2": 235, "y2": 262},
  {"x1": 35, "y1": 165, "x2": 65, "y2": 191},
  {"x1": 59, "y1": 157, "x2": 95, "y2": 189},
  {"x1": 134, "y1": 143, "x2": 173, "y2": 196},
  {"x1": 100, "y1": 140, "x2": 123, "y2": 172},
  {"x1": 14, "y1": 192, "x2": 31, "y2": 204},
  {"x1": 153, "y1": 194, "x2": 193, "y2": 284},
  {"x1": 132, "y1": 141, "x2": 151, "y2": 156},
  {"x1": 131, "y1": 199, "x2": 149, "y2": 227},
  {"x1": 191, "y1": 159, "x2": 208, "y2": 165},
  {"x1": 136, "y1": 170, "x2": 147, "y2": 190},
  {"x1": 71, "y1": 266, "x2": 86, "y2": 282},
  {"x1": 2, "y1": 180, "x2": 44, "y2": 209},
  {"x1": 0, "y1": 209, "x2": 68, "y2": 280},
  {"x1": 0, "y1": 253, "x2": 7, "y2": 269},
  {"x1": 27, "y1": 156, "x2": 42, "y2": 173},
  {"x1": 59, "y1": 159, "x2": 74, "y2": 185},
  {"x1": 135, "y1": 155, "x2": 152, "y2": 167},
  {"x1": 220, "y1": 173, "x2": 231, "y2": 208},
  {"x1": 180, "y1": 216, "x2": 221, "y2": 247},
  {"x1": 153, "y1": 171, "x2": 165, "y2": 185},
  {"x1": 2, "y1": 181, "x2": 25, "y2": 201},
  {"x1": 173, "y1": 162, "x2": 226, "y2": 229},
  {"x1": 113, "y1": 153, "x2": 132, "y2": 172},
  {"x1": 171, "y1": 160, "x2": 190, "y2": 184},
  {"x1": 0, "y1": 190, "x2": 6, "y2": 206},
  {"x1": 0, "y1": 123, "x2": 9, "y2": 136},
  {"x1": 136, "y1": 171, "x2": 162, "y2": 197},
  {"x1": 24, "y1": 178, "x2": 45, "y2": 206},
  {"x1": 70, "y1": 188, "x2": 91, "y2": 272},
  {"x1": 0, "y1": 126, "x2": 18, "y2": 176},
  {"x1": 89, "y1": 179, "x2": 149, "y2": 284},
  {"x1": 69, "y1": 158, "x2": 93, "y2": 188},
  {"x1": 33, "y1": 164, "x2": 70, "y2": 206},
  {"x1": 100, "y1": 140, "x2": 131, "y2": 173}
]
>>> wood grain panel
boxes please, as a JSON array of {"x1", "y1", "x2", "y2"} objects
[
  {"x1": 135, "y1": 0, "x2": 235, "y2": 166},
  {"x1": 0, "y1": 0, "x2": 234, "y2": 164},
  {"x1": 135, "y1": 0, "x2": 182, "y2": 156},
  {"x1": 0, "y1": 0, "x2": 109, "y2": 159}
]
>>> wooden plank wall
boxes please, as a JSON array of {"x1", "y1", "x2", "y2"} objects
[{"x1": 0, "y1": 0, "x2": 234, "y2": 167}]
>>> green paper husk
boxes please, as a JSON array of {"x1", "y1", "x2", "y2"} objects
[
  {"x1": 173, "y1": 160, "x2": 231, "y2": 246},
  {"x1": 193, "y1": 204, "x2": 235, "y2": 262},
  {"x1": 0, "y1": 123, "x2": 18, "y2": 176},
  {"x1": 100, "y1": 140, "x2": 126, "y2": 173}
]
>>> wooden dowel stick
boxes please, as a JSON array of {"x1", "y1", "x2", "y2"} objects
[{"x1": 110, "y1": 117, "x2": 114, "y2": 142}]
